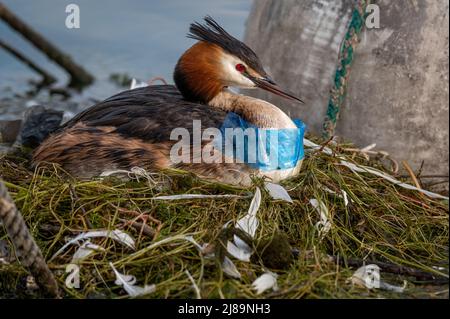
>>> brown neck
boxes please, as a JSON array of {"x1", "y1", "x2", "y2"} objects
[
  {"x1": 174, "y1": 42, "x2": 224, "y2": 103},
  {"x1": 174, "y1": 43, "x2": 295, "y2": 129}
]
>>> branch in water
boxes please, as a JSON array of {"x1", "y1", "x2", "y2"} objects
[
  {"x1": 0, "y1": 3, "x2": 94, "y2": 88},
  {"x1": 0, "y1": 39, "x2": 56, "y2": 86}
]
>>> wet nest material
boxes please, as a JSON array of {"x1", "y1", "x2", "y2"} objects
[{"x1": 0, "y1": 135, "x2": 448, "y2": 299}]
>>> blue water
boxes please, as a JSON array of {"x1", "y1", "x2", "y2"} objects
[{"x1": 0, "y1": 0, "x2": 252, "y2": 100}]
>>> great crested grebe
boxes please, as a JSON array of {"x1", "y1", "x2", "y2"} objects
[{"x1": 33, "y1": 17, "x2": 305, "y2": 186}]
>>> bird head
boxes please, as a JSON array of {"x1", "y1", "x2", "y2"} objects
[{"x1": 174, "y1": 16, "x2": 303, "y2": 104}]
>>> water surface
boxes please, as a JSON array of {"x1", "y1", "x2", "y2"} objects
[{"x1": 0, "y1": 0, "x2": 251, "y2": 105}]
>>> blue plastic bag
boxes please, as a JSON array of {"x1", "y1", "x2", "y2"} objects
[{"x1": 217, "y1": 112, "x2": 306, "y2": 171}]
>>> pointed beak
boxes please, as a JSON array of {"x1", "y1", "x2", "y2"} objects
[{"x1": 250, "y1": 76, "x2": 304, "y2": 104}]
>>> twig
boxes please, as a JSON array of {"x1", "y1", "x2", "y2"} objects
[
  {"x1": 118, "y1": 218, "x2": 157, "y2": 239},
  {"x1": 402, "y1": 160, "x2": 422, "y2": 190},
  {"x1": 69, "y1": 185, "x2": 93, "y2": 229},
  {"x1": 111, "y1": 204, "x2": 162, "y2": 240},
  {"x1": 396, "y1": 193, "x2": 431, "y2": 210},
  {"x1": 0, "y1": 3, "x2": 94, "y2": 88},
  {"x1": 416, "y1": 160, "x2": 425, "y2": 178},
  {"x1": 148, "y1": 76, "x2": 168, "y2": 85},
  {"x1": 341, "y1": 145, "x2": 399, "y2": 173},
  {"x1": 318, "y1": 136, "x2": 335, "y2": 153}
]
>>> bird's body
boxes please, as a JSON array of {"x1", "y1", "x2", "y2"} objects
[{"x1": 33, "y1": 17, "x2": 304, "y2": 186}]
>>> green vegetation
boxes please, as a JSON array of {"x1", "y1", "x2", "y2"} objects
[{"x1": 0, "y1": 136, "x2": 448, "y2": 299}]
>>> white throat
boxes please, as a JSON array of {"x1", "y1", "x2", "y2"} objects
[{"x1": 209, "y1": 90, "x2": 296, "y2": 129}]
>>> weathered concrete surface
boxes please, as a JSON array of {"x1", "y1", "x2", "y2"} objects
[
  {"x1": 337, "y1": 0, "x2": 449, "y2": 187},
  {"x1": 245, "y1": 0, "x2": 449, "y2": 190},
  {"x1": 244, "y1": 0, "x2": 353, "y2": 133}
]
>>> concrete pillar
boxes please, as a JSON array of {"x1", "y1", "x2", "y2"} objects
[
  {"x1": 245, "y1": 0, "x2": 449, "y2": 191},
  {"x1": 244, "y1": 0, "x2": 354, "y2": 133},
  {"x1": 337, "y1": 0, "x2": 449, "y2": 189}
]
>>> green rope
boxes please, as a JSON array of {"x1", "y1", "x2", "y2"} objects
[{"x1": 322, "y1": 0, "x2": 371, "y2": 138}]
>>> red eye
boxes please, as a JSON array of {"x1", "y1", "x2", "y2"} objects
[{"x1": 235, "y1": 64, "x2": 246, "y2": 72}]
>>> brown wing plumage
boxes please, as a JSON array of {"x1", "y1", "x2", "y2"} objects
[
  {"x1": 61, "y1": 85, "x2": 227, "y2": 141},
  {"x1": 33, "y1": 85, "x2": 254, "y2": 185}
]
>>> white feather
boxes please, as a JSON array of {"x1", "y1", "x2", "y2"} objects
[
  {"x1": 304, "y1": 138, "x2": 448, "y2": 200},
  {"x1": 264, "y1": 182, "x2": 293, "y2": 203},
  {"x1": 341, "y1": 189, "x2": 349, "y2": 207},
  {"x1": 152, "y1": 194, "x2": 246, "y2": 200},
  {"x1": 184, "y1": 235, "x2": 204, "y2": 251},
  {"x1": 310, "y1": 199, "x2": 332, "y2": 238},
  {"x1": 110, "y1": 262, "x2": 155, "y2": 297},
  {"x1": 129, "y1": 78, "x2": 148, "y2": 90},
  {"x1": 233, "y1": 187, "x2": 261, "y2": 251},
  {"x1": 51, "y1": 229, "x2": 135, "y2": 261},
  {"x1": 71, "y1": 241, "x2": 105, "y2": 263},
  {"x1": 319, "y1": 184, "x2": 350, "y2": 207},
  {"x1": 226, "y1": 241, "x2": 251, "y2": 262},
  {"x1": 252, "y1": 272, "x2": 278, "y2": 295},
  {"x1": 99, "y1": 169, "x2": 132, "y2": 177},
  {"x1": 222, "y1": 256, "x2": 241, "y2": 279}
]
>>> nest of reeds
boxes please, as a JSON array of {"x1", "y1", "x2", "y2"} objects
[{"x1": 0, "y1": 135, "x2": 448, "y2": 299}]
